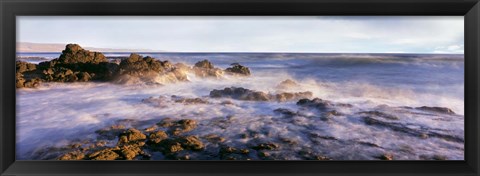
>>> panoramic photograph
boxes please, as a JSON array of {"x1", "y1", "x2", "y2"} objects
[{"x1": 15, "y1": 16, "x2": 464, "y2": 160}]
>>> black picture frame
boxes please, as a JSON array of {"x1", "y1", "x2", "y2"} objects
[{"x1": 1, "y1": 0, "x2": 479, "y2": 175}]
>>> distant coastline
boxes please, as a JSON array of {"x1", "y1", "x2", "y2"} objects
[{"x1": 17, "y1": 42, "x2": 165, "y2": 53}]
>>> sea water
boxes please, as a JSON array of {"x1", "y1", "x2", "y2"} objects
[{"x1": 15, "y1": 53, "x2": 464, "y2": 160}]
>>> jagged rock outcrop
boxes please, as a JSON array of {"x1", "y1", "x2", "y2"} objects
[
  {"x1": 16, "y1": 44, "x2": 192, "y2": 88},
  {"x1": 192, "y1": 60, "x2": 224, "y2": 78},
  {"x1": 225, "y1": 63, "x2": 251, "y2": 76},
  {"x1": 57, "y1": 44, "x2": 108, "y2": 64},
  {"x1": 209, "y1": 87, "x2": 312, "y2": 102}
]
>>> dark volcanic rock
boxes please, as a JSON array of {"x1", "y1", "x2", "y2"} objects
[
  {"x1": 95, "y1": 125, "x2": 126, "y2": 140},
  {"x1": 358, "y1": 111, "x2": 399, "y2": 120},
  {"x1": 46, "y1": 45, "x2": 117, "y2": 80},
  {"x1": 377, "y1": 153, "x2": 394, "y2": 160},
  {"x1": 58, "y1": 150, "x2": 85, "y2": 160},
  {"x1": 210, "y1": 87, "x2": 269, "y2": 101},
  {"x1": 225, "y1": 63, "x2": 251, "y2": 76},
  {"x1": 114, "y1": 53, "x2": 188, "y2": 84},
  {"x1": 148, "y1": 130, "x2": 169, "y2": 144},
  {"x1": 16, "y1": 61, "x2": 37, "y2": 73},
  {"x1": 192, "y1": 59, "x2": 224, "y2": 78},
  {"x1": 219, "y1": 146, "x2": 250, "y2": 160},
  {"x1": 415, "y1": 106, "x2": 455, "y2": 115},
  {"x1": 118, "y1": 144, "x2": 144, "y2": 160},
  {"x1": 275, "y1": 92, "x2": 313, "y2": 102},
  {"x1": 297, "y1": 98, "x2": 352, "y2": 111},
  {"x1": 171, "y1": 95, "x2": 209, "y2": 104},
  {"x1": 170, "y1": 119, "x2": 198, "y2": 136},
  {"x1": 16, "y1": 61, "x2": 43, "y2": 88},
  {"x1": 58, "y1": 44, "x2": 108, "y2": 64},
  {"x1": 156, "y1": 119, "x2": 198, "y2": 136},
  {"x1": 252, "y1": 143, "x2": 279, "y2": 150},
  {"x1": 88, "y1": 148, "x2": 120, "y2": 160},
  {"x1": 209, "y1": 87, "x2": 312, "y2": 102},
  {"x1": 150, "y1": 135, "x2": 205, "y2": 155},
  {"x1": 203, "y1": 134, "x2": 226, "y2": 144},
  {"x1": 273, "y1": 108, "x2": 298, "y2": 117},
  {"x1": 194, "y1": 60, "x2": 214, "y2": 69},
  {"x1": 363, "y1": 116, "x2": 464, "y2": 143},
  {"x1": 16, "y1": 44, "x2": 193, "y2": 88},
  {"x1": 118, "y1": 54, "x2": 172, "y2": 75},
  {"x1": 117, "y1": 128, "x2": 147, "y2": 145},
  {"x1": 176, "y1": 135, "x2": 205, "y2": 151}
]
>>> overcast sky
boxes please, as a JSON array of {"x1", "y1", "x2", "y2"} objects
[{"x1": 17, "y1": 16, "x2": 464, "y2": 53}]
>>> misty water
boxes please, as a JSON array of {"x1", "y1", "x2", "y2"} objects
[{"x1": 16, "y1": 53, "x2": 464, "y2": 160}]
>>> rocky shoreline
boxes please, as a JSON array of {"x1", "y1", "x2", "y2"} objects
[
  {"x1": 16, "y1": 44, "x2": 251, "y2": 88},
  {"x1": 23, "y1": 91, "x2": 461, "y2": 161},
  {"x1": 17, "y1": 44, "x2": 463, "y2": 160}
]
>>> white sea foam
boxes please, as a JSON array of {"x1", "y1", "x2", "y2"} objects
[{"x1": 16, "y1": 53, "x2": 464, "y2": 160}]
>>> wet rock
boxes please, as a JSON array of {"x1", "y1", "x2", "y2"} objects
[
  {"x1": 321, "y1": 110, "x2": 344, "y2": 120},
  {"x1": 157, "y1": 139, "x2": 185, "y2": 154},
  {"x1": 145, "y1": 126, "x2": 157, "y2": 133},
  {"x1": 118, "y1": 145, "x2": 143, "y2": 160},
  {"x1": 220, "y1": 146, "x2": 238, "y2": 154},
  {"x1": 118, "y1": 54, "x2": 170, "y2": 74},
  {"x1": 15, "y1": 63, "x2": 43, "y2": 88},
  {"x1": 275, "y1": 92, "x2": 313, "y2": 102},
  {"x1": 298, "y1": 150, "x2": 331, "y2": 160},
  {"x1": 112, "y1": 53, "x2": 187, "y2": 84},
  {"x1": 358, "y1": 111, "x2": 399, "y2": 120},
  {"x1": 152, "y1": 135, "x2": 204, "y2": 155},
  {"x1": 279, "y1": 137, "x2": 299, "y2": 145},
  {"x1": 193, "y1": 60, "x2": 224, "y2": 78},
  {"x1": 21, "y1": 78, "x2": 42, "y2": 88},
  {"x1": 203, "y1": 134, "x2": 226, "y2": 143},
  {"x1": 210, "y1": 87, "x2": 312, "y2": 102},
  {"x1": 210, "y1": 87, "x2": 270, "y2": 101},
  {"x1": 415, "y1": 106, "x2": 455, "y2": 115},
  {"x1": 169, "y1": 119, "x2": 197, "y2": 135},
  {"x1": 297, "y1": 98, "x2": 352, "y2": 111},
  {"x1": 258, "y1": 151, "x2": 271, "y2": 158},
  {"x1": 157, "y1": 118, "x2": 175, "y2": 128},
  {"x1": 219, "y1": 146, "x2": 250, "y2": 160},
  {"x1": 220, "y1": 100, "x2": 235, "y2": 105},
  {"x1": 177, "y1": 135, "x2": 205, "y2": 151},
  {"x1": 77, "y1": 72, "x2": 92, "y2": 82},
  {"x1": 225, "y1": 63, "x2": 251, "y2": 76},
  {"x1": 356, "y1": 141, "x2": 382, "y2": 148},
  {"x1": 34, "y1": 44, "x2": 119, "y2": 82},
  {"x1": 58, "y1": 44, "x2": 108, "y2": 64},
  {"x1": 276, "y1": 79, "x2": 299, "y2": 89},
  {"x1": 118, "y1": 128, "x2": 147, "y2": 145},
  {"x1": 142, "y1": 96, "x2": 169, "y2": 108},
  {"x1": 378, "y1": 153, "x2": 394, "y2": 160},
  {"x1": 273, "y1": 108, "x2": 297, "y2": 117},
  {"x1": 194, "y1": 60, "x2": 214, "y2": 69},
  {"x1": 363, "y1": 116, "x2": 464, "y2": 143},
  {"x1": 95, "y1": 125, "x2": 126, "y2": 140},
  {"x1": 58, "y1": 150, "x2": 85, "y2": 160},
  {"x1": 148, "y1": 130, "x2": 169, "y2": 144},
  {"x1": 88, "y1": 148, "x2": 120, "y2": 160},
  {"x1": 172, "y1": 96, "x2": 209, "y2": 104},
  {"x1": 325, "y1": 110, "x2": 343, "y2": 116},
  {"x1": 252, "y1": 143, "x2": 279, "y2": 150},
  {"x1": 175, "y1": 153, "x2": 191, "y2": 160},
  {"x1": 16, "y1": 61, "x2": 37, "y2": 73}
]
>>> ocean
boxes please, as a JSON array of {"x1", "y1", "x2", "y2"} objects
[{"x1": 15, "y1": 52, "x2": 465, "y2": 160}]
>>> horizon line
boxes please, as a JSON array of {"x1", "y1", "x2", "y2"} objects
[{"x1": 15, "y1": 51, "x2": 465, "y2": 55}]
